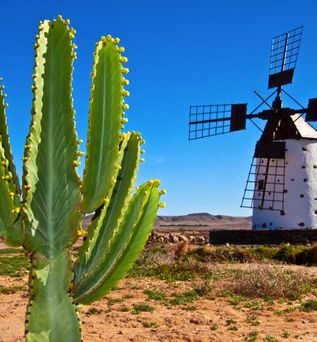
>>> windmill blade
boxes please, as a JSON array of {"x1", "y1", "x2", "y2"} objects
[
  {"x1": 188, "y1": 103, "x2": 247, "y2": 140},
  {"x1": 305, "y1": 98, "x2": 317, "y2": 122},
  {"x1": 241, "y1": 156, "x2": 286, "y2": 212},
  {"x1": 268, "y1": 26, "x2": 303, "y2": 89}
]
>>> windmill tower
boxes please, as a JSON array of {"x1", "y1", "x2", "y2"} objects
[{"x1": 189, "y1": 26, "x2": 317, "y2": 230}]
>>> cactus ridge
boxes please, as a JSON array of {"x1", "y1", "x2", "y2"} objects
[
  {"x1": 74, "y1": 132, "x2": 141, "y2": 282},
  {"x1": 23, "y1": 18, "x2": 81, "y2": 257},
  {"x1": 73, "y1": 181, "x2": 160, "y2": 304},
  {"x1": 0, "y1": 83, "x2": 20, "y2": 194},
  {"x1": 0, "y1": 16, "x2": 163, "y2": 341},
  {"x1": 82, "y1": 37, "x2": 126, "y2": 213}
]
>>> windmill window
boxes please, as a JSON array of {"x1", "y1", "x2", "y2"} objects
[
  {"x1": 314, "y1": 165, "x2": 317, "y2": 169},
  {"x1": 298, "y1": 222, "x2": 305, "y2": 227},
  {"x1": 291, "y1": 178, "x2": 295, "y2": 181},
  {"x1": 262, "y1": 223, "x2": 267, "y2": 228},
  {"x1": 270, "y1": 222, "x2": 273, "y2": 226},
  {"x1": 315, "y1": 210, "x2": 317, "y2": 215},
  {"x1": 284, "y1": 189, "x2": 288, "y2": 193},
  {"x1": 280, "y1": 210, "x2": 285, "y2": 216},
  {"x1": 302, "y1": 166, "x2": 306, "y2": 169},
  {"x1": 277, "y1": 179, "x2": 280, "y2": 183},
  {"x1": 258, "y1": 179, "x2": 264, "y2": 190},
  {"x1": 285, "y1": 162, "x2": 288, "y2": 165},
  {"x1": 300, "y1": 194, "x2": 304, "y2": 198},
  {"x1": 304, "y1": 178, "x2": 307, "y2": 182},
  {"x1": 302, "y1": 147, "x2": 307, "y2": 151}
]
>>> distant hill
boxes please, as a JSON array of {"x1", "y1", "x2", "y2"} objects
[
  {"x1": 154, "y1": 213, "x2": 251, "y2": 231},
  {"x1": 83, "y1": 212, "x2": 252, "y2": 231}
]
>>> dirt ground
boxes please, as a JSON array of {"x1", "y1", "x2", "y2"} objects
[{"x1": 0, "y1": 267, "x2": 317, "y2": 342}]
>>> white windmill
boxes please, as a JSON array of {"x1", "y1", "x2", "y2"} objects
[{"x1": 189, "y1": 26, "x2": 317, "y2": 230}]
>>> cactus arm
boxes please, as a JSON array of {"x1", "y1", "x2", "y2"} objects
[
  {"x1": 73, "y1": 181, "x2": 161, "y2": 304},
  {"x1": 82, "y1": 36, "x2": 126, "y2": 213},
  {"x1": 74, "y1": 132, "x2": 141, "y2": 281},
  {"x1": 0, "y1": 83, "x2": 20, "y2": 193},
  {"x1": 0, "y1": 137, "x2": 23, "y2": 246},
  {"x1": 25, "y1": 251, "x2": 81, "y2": 342},
  {"x1": 23, "y1": 18, "x2": 81, "y2": 257}
]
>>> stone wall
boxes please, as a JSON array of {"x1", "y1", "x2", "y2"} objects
[
  {"x1": 210, "y1": 229, "x2": 317, "y2": 245},
  {"x1": 148, "y1": 231, "x2": 209, "y2": 245}
]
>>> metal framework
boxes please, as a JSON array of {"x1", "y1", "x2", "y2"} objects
[
  {"x1": 241, "y1": 157, "x2": 285, "y2": 211},
  {"x1": 189, "y1": 104, "x2": 232, "y2": 140},
  {"x1": 268, "y1": 26, "x2": 303, "y2": 88}
]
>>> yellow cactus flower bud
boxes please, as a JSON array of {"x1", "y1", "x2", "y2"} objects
[
  {"x1": 121, "y1": 118, "x2": 128, "y2": 124},
  {"x1": 159, "y1": 202, "x2": 166, "y2": 208},
  {"x1": 1, "y1": 160, "x2": 7, "y2": 166},
  {"x1": 120, "y1": 57, "x2": 128, "y2": 63},
  {"x1": 122, "y1": 103, "x2": 129, "y2": 110},
  {"x1": 122, "y1": 78, "x2": 130, "y2": 86},
  {"x1": 22, "y1": 156, "x2": 28, "y2": 161},
  {"x1": 106, "y1": 34, "x2": 112, "y2": 41},
  {"x1": 12, "y1": 208, "x2": 21, "y2": 214},
  {"x1": 139, "y1": 158, "x2": 145, "y2": 163},
  {"x1": 118, "y1": 46, "x2": 125, "y2": 53},
  {"x1": 73, "y1": 160, "x2": 80, "y2": 167},
  {"x1": 24, "y1": 185, "x2": 31, "y2": 190},
  {"x1": 115, "y1": 37, "x2": 120, "y2": 44},
  {"x1": 122, "y1": 90, "x2": 130, "y2": 97},
  {"x1": 77, "y1": 151, "x2": 85, "y2": 157},
  {"x1": 9, "y1": 192, "x2": 14, "y2": 197}
]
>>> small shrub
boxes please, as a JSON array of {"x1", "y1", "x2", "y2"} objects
[
  {"x1": 119, "y1": 305, "x2": 129, "y2": 312},
  {"x1": 142, "y1": 320, "x2": 159, "y2": 328},
  {"x1": 246, "y1": 331, "x2": 258, "y2": 342},
  {"x1": 0, "y1": 285, "x2": 26, "y2": 294},
  {"x1": 144, "y1": 289, "x2": 166, "y2": 301},
  {"x1": 132, "y1": 303, "x2": 154, "y2": 314},
  {"x1": 169, "y1": 291, "x2": 199, "y2": 305},
  {"x1": 0, "y1": 255, "x2": 29, "y2": 277},
  {"x1": 300, "y1": 299, "x2": 317, "y2": 312},
  {"x1": 246, "y1": 314, "x2": 260, "y2": 326},
  {"x1": 85, "y1": 307, "x2": 103, "y2": 316},
  {"x1": 264, "y1": 336, "x2": 280, "y2": 342}
]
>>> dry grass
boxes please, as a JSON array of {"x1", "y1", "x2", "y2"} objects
[{"x1": 227, "y1": 263, "x2": 316, "y2": 300}]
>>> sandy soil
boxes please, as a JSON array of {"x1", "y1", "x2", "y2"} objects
[{"x1": 0, "y1": 270, "x2": 317, "y2": 342}]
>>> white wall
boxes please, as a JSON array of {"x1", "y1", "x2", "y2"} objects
[{"x1": 253, "y1": 139, "x2": 317, "y2": 230}]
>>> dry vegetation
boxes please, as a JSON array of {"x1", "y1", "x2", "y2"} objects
[{"x1": 0, "y1": 242, "x2": 317, "y2": 341}]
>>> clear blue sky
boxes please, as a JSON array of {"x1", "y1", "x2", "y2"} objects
[{"x1": 1, "y1": 0, "x2": 317, "y2": 216}]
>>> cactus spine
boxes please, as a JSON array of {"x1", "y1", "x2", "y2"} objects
[{"x1": 0, "y1": 17, "x2": 163, "y2": 341}]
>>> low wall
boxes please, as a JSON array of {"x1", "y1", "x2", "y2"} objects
[{"x1": 210, "y1": 229, "x2": 317, "y2": 245}]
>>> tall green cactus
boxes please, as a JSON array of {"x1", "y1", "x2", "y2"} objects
[{"x1": 0, "y1": 16, "x2": 164, "y2": 341}]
